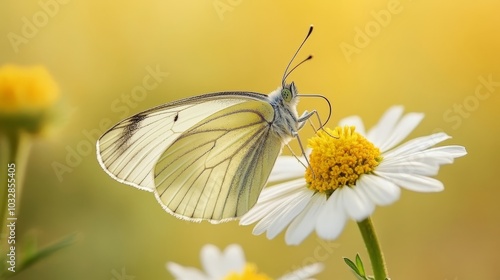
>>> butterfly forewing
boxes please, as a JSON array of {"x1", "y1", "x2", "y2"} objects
[{"x1": 153, "y1": 100, "x2": 283, "y2": 222}]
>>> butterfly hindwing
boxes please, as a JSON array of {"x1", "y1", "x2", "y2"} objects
[{"x1": 154, "y1": 100, "x2": 283, "y2": 222}]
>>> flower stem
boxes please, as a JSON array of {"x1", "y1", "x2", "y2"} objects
[
  {"x1": 357, "y1": 217, "x2": 388, "y2": 280},
  {"x1": 1, "y1": 130, "x2": 29, "y2": 242}
]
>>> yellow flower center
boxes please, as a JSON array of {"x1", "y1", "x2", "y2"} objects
[
  {"x1": 223, "y1": 263, "x2": 273, "y2": 280},
  {"x1": 305, "y1": 126, "x2": 382, "y2": 195}
]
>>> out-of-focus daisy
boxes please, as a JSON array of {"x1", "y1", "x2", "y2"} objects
[
  {"x1": 0, "y1": 64, "x2": 74, "y2": 277},
  {"x1": 0, "y1": 64, "x2": 60, "y2": 134},
  {"x1": 0, "y1": 64, "x2": 62, "y2": 197},
  {"x1": 240, "y1": 106, "x2": 467, "y2": 245},
  {"x1": 166, "y1": 244, "x2": 323, "y2": 280}
]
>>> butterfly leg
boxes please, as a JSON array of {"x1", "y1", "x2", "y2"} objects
[
  {"x1": 290, "y1": 130, "x2": 320, "y2": 179},
  {"x1": 298, "y1": 110, "x2": 324, "y2": 131},
  {"x1": 284, "y1": 143, "x2": 308, "y2": 170},
  {"x1": 298, "y1": 110, "x2": 335, "y2": 138}
]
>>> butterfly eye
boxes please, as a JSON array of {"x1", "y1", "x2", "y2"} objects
[{"x1": 281, "y1": 88, "x2": 292, "y2": 102}]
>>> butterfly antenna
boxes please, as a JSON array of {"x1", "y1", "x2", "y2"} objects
[
  {"x1": 282, "y1": 55, "x2": 313, "y2": 85},
  {"x1": 282, "y1": 25, "x2": 314, "y2": 88}
]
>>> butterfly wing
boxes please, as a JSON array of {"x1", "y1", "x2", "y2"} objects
[
  {"x1": 154, "y1": 99, "x2": 284, "y2": 223},
  {"x1": 97, "y1": 92, "x2": 284, "y2": 222},
  {"x1": 97, "y1": 92, "x2": 267, "y2": 191}
]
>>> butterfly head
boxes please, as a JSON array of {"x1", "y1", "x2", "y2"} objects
[
  {"x1": 281, "y1": 82, "x2": 297, "y2": 103},
  {"x1": 281, "y1": 82, "x2": 296, "y2": 102},
  {"x1": 278, "y1": 82, "x2": 300, "y2": 112}
]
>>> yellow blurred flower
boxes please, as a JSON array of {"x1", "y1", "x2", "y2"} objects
[
  {"x1": 0, "y1": 65, "x2": 73, "y2": 277},
  {"x1": 0, "y1": 64, "x2": 60, "y2": 133}
]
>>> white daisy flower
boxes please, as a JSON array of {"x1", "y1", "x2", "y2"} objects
[
  {"x1": 240, "y1": 105, "x2": 467, "y2": 245},
  {"x1": 166, "y1": 244, "x2": 324, "y2": 280}
]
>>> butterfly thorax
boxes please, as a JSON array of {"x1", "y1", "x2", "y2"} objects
[{"x1": 267, "y1": 83, "x2": 300, "y2": 142}]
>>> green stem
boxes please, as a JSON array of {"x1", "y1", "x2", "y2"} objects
[
  {"x1": 0, "y1": 137, "x2": 7, "y2": 244},
  {"x1": 1, "y1": 130, "x2": 29, "y2": 244},
  {"x1": 1, "y1": 131, "x2": 19, "y2": 241},
  {"x1": 357, "y1": 217, "x2": 388, "y2": 280}
]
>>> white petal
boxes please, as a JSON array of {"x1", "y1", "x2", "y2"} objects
[
  {"x1": 357, "y1": 175, "x2": 400, "y2": 206},
  {"x1": 252, "y1": 191, "x2": 308, "y2": 236},
  {"x1": 278, "y1": 263, "x2": 324, "y2": 280},
  {"x1": 269, "y1": 170, "x2": 303, "y2": 183},
  {"x1": 377, "y1": 160, "x2": 440, "y2": 176},
  {"x1": 315, "y1": 190, "x2": 348, "y2": 240},
  {"x1": 240, "y1": 202, "x2": 275, "y2": 226},
  {"x1": 383, "y1": 132, "x2": 451, "y2": 159},
  {"x1": 376, "y1": 171, "x2": 444, "y2": 192},
  {"x1": 285, "y1": 193, "x2": 326, "y2": 245},
  {"x1": 269, "y1": 155, "x2": 306, "y2": 183},
  {"x1": 351, "y1": 186, "x2": 376, "y2": 220},
  {"x1": 367, "y1": 106, "x2": 404, "y2": 147},
  {"x1": 339, "y1": 186, "x2": 375, "y2": 221},
  {"x1": 267, "y1": 190, "x2": 315, "y2": 239},
  {"x1": 240, "y1": 179, "x2": 305, "y2": 226},
  {"x1": 338, "y1": 116, "x2": 366, "y2": 135},
  {"x1": 380, "y1": 145, "x2": 467, "y2": 176},
  {"x1": 251, "y1": 201, "x2": 288, "y2": 235},
  {"x1": 256, "y1": 179, "x2": 306, "y2": 204},
  {"x1": 403, "y1": 145, "x2": 468, "y2": 165},
  {"x1": 377, "y1": 112, "x2": 424, "y2": 152},
  {"x1": 219, "y1": 244, "x2": 246, "y2": 275},
  {"x1": 201, "y1": 244, "x2": 226, "y2": 279},
  {"x1": 252, "y1": 217, "x2": 273, "y2": 236},
  {"x1": 436, "y1": 145, "x2": 467, "y2": 158},
  {"x1": 166, "y1": 262, "x2": 208, "y2": 280}
]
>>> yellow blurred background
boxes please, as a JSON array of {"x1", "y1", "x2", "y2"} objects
[{"x1": 1, "y1": 0, "x2": 499, "y2": 279}]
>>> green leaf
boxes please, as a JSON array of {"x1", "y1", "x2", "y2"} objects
[
  {"x1": 344, "y1": 255, "x2": 368, "y2": 280},
  {"x1": 344, "y1": 257, "x2": 360, "y2": 274},
  {"x1": 355, "y1": 253, "x2": 366, "y2": 276},
  {"x1": 1, "y1": 233, "x2": 78, "y2": 278}
]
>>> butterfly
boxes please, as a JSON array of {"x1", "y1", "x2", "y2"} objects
[{"x1": 96, "y1": 25, "x2": 330, "y2": 223}]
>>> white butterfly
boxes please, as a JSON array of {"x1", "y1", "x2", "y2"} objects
[{"x1": 96, "y1": 26, "x2": 329, "y2": 223}]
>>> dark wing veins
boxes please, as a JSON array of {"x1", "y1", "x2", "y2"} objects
[{"x1": 119, "y1": 113, "x2": 148, "y2": 151}]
